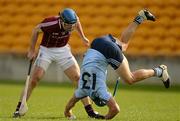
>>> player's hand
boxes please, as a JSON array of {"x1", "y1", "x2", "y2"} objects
[
  {"x1": 64, "y1": 109, "x2": 76, "y2": 119},
  {"x1": 64, "y1": 109, "x2": 72, "y2": 117},
  {"x1": 27, "y1": 49, "x2": 36, "y2": 60}
]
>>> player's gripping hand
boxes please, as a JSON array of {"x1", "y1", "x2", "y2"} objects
[{"x1": 64, "y1": 109, "x2": 76, "y2": 120}]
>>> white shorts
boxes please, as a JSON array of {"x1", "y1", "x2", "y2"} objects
[{"x1": 34, "y1": 45, "x2": 76, "y2": 71}]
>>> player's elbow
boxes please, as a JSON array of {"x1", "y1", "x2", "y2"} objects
[
  {"x1": 106, "y1": 106, "x2": 120, "y2": 120},
  {"x1": 112, "y1": 106, "x2": 120, "y2": 115},
  {"x1": 124, "y1": 78, "x2": 134, "y2": 85}
]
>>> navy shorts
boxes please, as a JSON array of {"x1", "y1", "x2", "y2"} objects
[{"x1": 91, "y1": 34, "x2": 124, "y2": 70}]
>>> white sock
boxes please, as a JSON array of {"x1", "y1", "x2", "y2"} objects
[{"x1": 153, "y1": 67, "x2": 163, "y2": 77}]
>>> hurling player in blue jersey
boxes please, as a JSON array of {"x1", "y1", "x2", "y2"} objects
[{"x1": 64, "y1": 9, "x2": 171, "y2": 120}]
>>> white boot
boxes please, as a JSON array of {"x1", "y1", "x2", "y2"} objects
[
  {"x1": 138, "y1": 9, "x2": 156, "y2": 21},
  {"x1": 13, "y1": 102, "x2": 28, "y2": 118},
  {"x1": 159, "y1": 65, "x2": 171, "y2": 88}
]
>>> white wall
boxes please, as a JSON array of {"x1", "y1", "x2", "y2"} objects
[{"x1": 0, "y1": 54, "x2": 179, "y2": 84}]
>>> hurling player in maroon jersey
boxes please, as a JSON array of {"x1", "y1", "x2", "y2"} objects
[{"x1": 13, "y1": 8, "x2": 102, "y2": 119}]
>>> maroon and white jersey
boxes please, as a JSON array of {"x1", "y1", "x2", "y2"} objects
[{"x1": 39, "y1": 16, "x2": 71, "y2": 48}]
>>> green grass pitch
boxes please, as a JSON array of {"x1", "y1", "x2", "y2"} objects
[{"x1": 0, "y1": 81, "x2": 179, "y2": 121}]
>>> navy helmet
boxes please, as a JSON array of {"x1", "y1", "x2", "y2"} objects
[
  {"x1": 92, "y1": 97, "x2": 107, "y2": 107},
  {"x1": 60, "y1": 8, "x2": 77, "y2": 24},
  {"x1": 91, "y1": 92, "x2": 107, "y2": 107}
]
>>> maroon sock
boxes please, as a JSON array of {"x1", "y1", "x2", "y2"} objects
[{"x1": 85, "y1": 104, "x2": 95, "y2": 117}]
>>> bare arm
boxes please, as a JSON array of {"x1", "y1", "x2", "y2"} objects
[
  {"x1": 27, "y1": 25, "x2": 42, "y2": 60},
  {"x1": 75, "y1": 17, "x2": 89, "y2": 46},
  {"x1": 104, "y1": 97, "x2": 120, "y2": 120},
  {"x1": 64, "y1": 94, "x2": 80, "y2": 118}
]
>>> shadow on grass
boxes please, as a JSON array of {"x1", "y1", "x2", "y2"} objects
[
  {"x1": 1, "y1": 115, "x2": 64, "y2": 120},
  {"x1": 1, "y1": 115, "x2": 90, "y2": 121},
  {"x1": 118, "y1": 83, "x2": 180, "y2": 92},
  {"x1": 24, "y1": 116, "x2": 63, "y2": 120}
]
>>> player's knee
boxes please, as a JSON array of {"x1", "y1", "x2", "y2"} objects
[
  {"x1": 35, "y1": 74, "x2": 42, "y2": 82},
  {"x1": 126, "y1": 80, "x2": 133, "y2": 85},
  {"x1": 30, "y1": 75, "x2": 41, "y2": 87},
  {"x1": 124, "y1": 74, "x2": 135, "y2": 85},
  {"x1": 124, "y1": 77, "x2": 133, "y2": 85},
  {"x1": 31, "y1": 79, "x2": 37, "y2": 87},
  {"x1": 73, "y1": 74, "x2": 80, "y2": 82}
]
